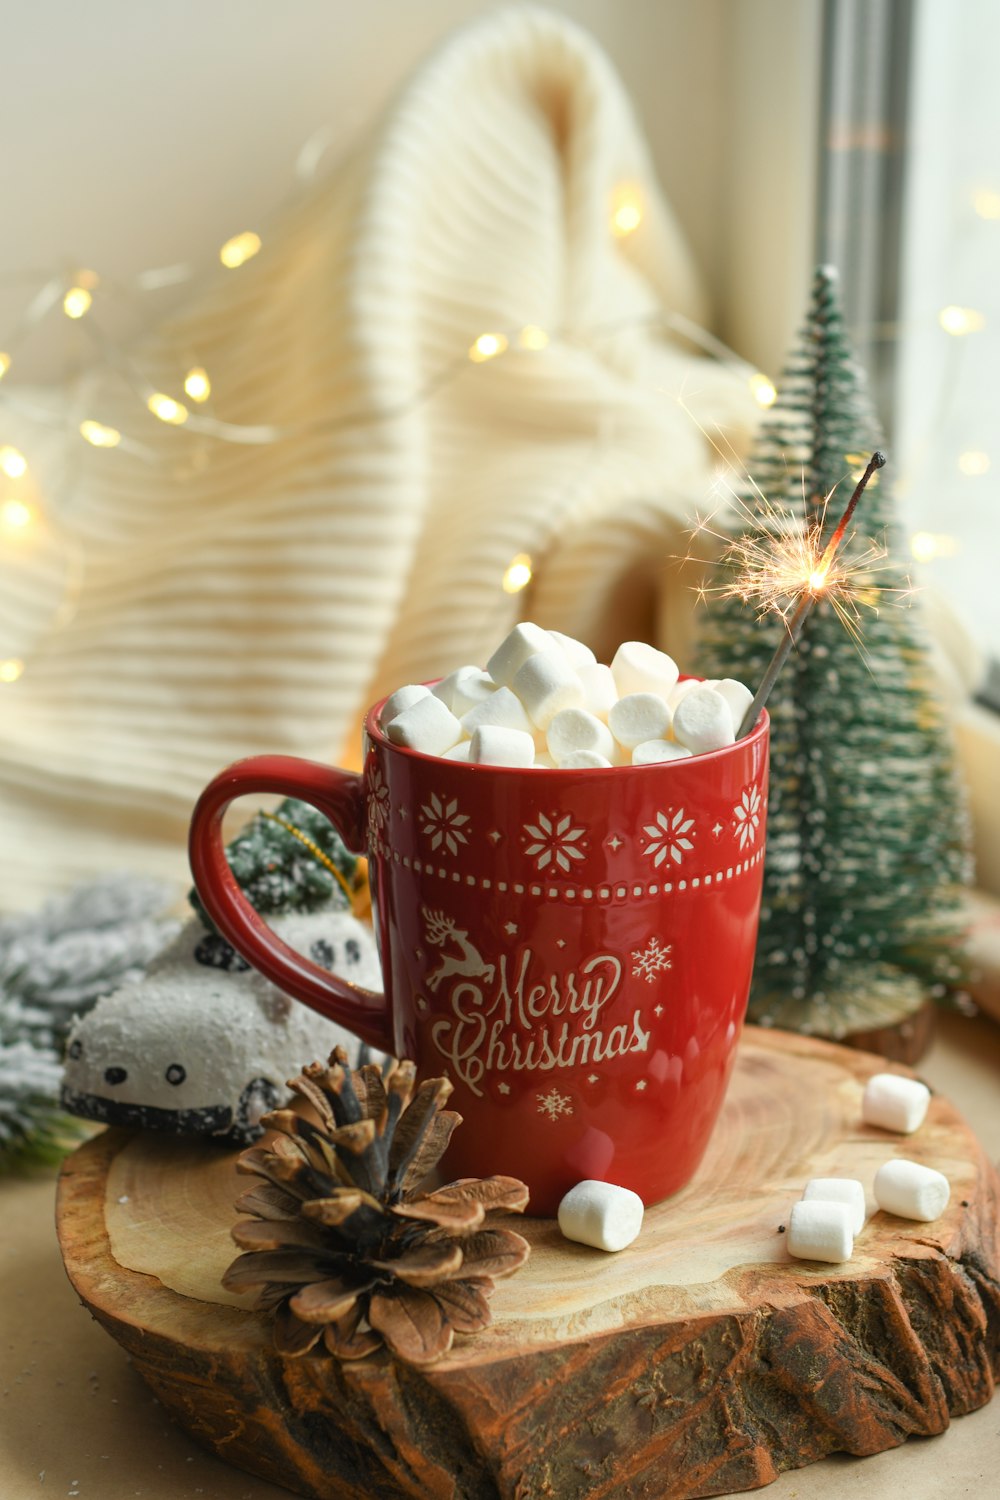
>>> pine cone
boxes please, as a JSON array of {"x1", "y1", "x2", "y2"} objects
[{"x1": 222, "y1": 1047, "x2": 530, "y2": 1365}]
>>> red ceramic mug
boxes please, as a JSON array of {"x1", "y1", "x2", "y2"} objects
[{"x1": 189, "y1": 691, "x2": 769, "y2": 1216}]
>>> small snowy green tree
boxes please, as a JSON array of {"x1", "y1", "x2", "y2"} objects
[
  {"x1": 699, "y1": 266, "x2": 970, "y2": 1037},
  {"x1": 189, "y1": 797, "x2": 359, "y2": 925}
]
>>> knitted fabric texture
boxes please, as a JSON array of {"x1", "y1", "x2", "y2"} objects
[{"x1": 0, "y1": 7, "x2": 753, "y2": 908}]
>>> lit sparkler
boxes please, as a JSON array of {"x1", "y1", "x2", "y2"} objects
[{"x1": 734, "y1": 451, "x2": 887, "y2": 738}]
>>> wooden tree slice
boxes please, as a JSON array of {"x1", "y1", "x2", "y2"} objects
[{"x1": 57, "y1": 1027, "x2": 1000, "y2": 1500}]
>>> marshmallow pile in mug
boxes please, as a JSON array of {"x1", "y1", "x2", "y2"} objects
[{"x1": 380, "y1": 623, "x2": 754, "y2": 768}]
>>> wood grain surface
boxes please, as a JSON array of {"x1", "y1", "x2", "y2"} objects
[{"x1": 56, "y1": 1026, "x2": 1000, "y2": 1500}]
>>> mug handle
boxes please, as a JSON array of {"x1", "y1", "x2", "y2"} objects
[{"x1": 188, "y1": 754, "x2": 393, "y2": 1054}]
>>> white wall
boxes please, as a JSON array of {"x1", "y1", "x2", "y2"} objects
[{"x1": 0, "y1": 0, "x2": 820, "y2": 382}]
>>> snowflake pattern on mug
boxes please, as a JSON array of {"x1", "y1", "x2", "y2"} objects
[
  {"x1": 536, "y1": 1086, "x2": 574, "y2": 1121},
  {"x1": 420, "y1": 793, "x2": 471, "y2": 856},
  {"x1": 631, "y1": 935, "x2": 672, "y2": 983},
  {"x1": 366, "y1": 764, "x2": 391, "y2": 849},
  {"x1": 733, "y1": 784, "x2": 762, "y2": 850},
  {"x1": 523, "y1": 812, "x2": 587, "y2": 872},
  {"x1": 642, "y1": 807, "x2": 696, "y2": 867}
]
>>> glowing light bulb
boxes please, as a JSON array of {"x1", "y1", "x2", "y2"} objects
[
  {"x1": 611, "y1": 184, "x2": 643, "y2": 237},
  {"x1": 63, "y1": 286, "x2": 93, "y2": 319},
  {"x1": 147, "y1": 392, "x2": 188, "y2": 425},
  {"x1": 911, "y1": 532, "x2": 958, "y2": 563},
  {"x1": 469, "y1": 332, "x2": 508, "y2": 363},
  {"x1": 183, "y1": 367, "x2": 211, "y2": 402},
  {"x1": 502, "y1": 553, "x2": 533, "y2": 593},
  {"x1": 0, "y1": 658, "x2": 24, "y2": 683},
  {"x1": 749, "y1": 373, "x2": 777, "y2": 408},
  {"x1": 219, "y1": 231, "x2": 261, "y2": 269},
  {"x1": 973, "y1": 188, "x2": 1000, "y2": 220},
  {"x1": 939, "y1": 305, "x2": 985, "y2": 336},
  {"x1": 518, "y1": 325, "x2": 549, "y2": 351},
  {"x1": 0, "y1": 353, "x2": 10, "y2": 380},
  {"x1": 846, "y1": 451, "x2": 881, "y2": 486},
  {"x1": 80, "y1": 419, "x2": 122, "y2": 448},
  {"x1": 958, "y1": 449, "x2": 990, "y2": 476},
  {"x1": 0, "y1": 446, "x2": 27, "y2": 478},
  {"x1": 1, "y1": 498, "x2": 34, "y2": 532}
]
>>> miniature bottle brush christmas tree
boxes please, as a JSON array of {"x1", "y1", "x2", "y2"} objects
[{"x1": 700, "y1": 266, "x2": 970, "y2": 1042}]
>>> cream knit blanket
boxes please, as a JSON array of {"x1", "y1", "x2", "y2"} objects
[{"x1": 0, "y1": 7, "x2": 754, "y2": 909}]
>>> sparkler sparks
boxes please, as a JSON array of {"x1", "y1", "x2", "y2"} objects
[
  {"x1": 693, "y1": 458, "x2": 894, "y2": 648},
  {"x1": 676, "y1": 393, "x2": 907, "y2": 656},
  {"x1": 733, "y1": 452, "x2": 887, "y2": 738}
]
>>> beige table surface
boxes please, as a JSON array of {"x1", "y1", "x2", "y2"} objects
[{"x1": 3, "y1": 1009, "x2": 998, "y2": 1500}]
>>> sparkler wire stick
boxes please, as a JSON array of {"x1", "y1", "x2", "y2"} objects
[{"x1": 736, "y1": 450, "x2": 886, "y2": 740}]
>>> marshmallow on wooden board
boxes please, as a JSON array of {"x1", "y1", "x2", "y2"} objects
[
  {"x1": 557, "y1": 1179, "x2": 644, "y2": 1252},
  {"x1": 631, "y1": 739, "x2": 693, "y2": 766},
  {"x1": 469, "y1": 725, "x2": 535, "y2": 767},
  {"x1": 672, "y1": 686, "x2": 736, "y2": 754},
  {"x1": 801, "y1": 1177, "x2": 866, "y2": 1235},
  {"x1": 577, "y1": 662, "x2": 618, "y2": 721},
  {"x1": 461, "y1": 685, "x2": 534, "y2": 738},
  {"x1": 487, "y1": 622, "x2": 556, "y2": 689},
  {"x1": 560, "y1": 750, "x2": 613, "y2": 768},
  {"x1": 548, "y1": 630, "x2": 597, "y2": 670},
  {"x1": 610, "y1": 641, "x2": 679, "y2": 701},
  {"x1": 608, "y1": 693, "x2": 672, "y2": 751},
  {"x1": 546, "y1": 708, "x2": 615, "y2": 765},
  {"x1": 862, "y1": 1073, "x2": 931, "y2": 1134},
  {"x1": 712, "y1": 679, "x2": 755, "y2": 735},
  {"x1": 874, "y1": 1159, "x2": 950, "y2": 1221},
  {"x1": 787, "y1": 1200, "x2": 854, "y2": 1263},
  {"x1": 380, "y1": 683, "x2": 432, "y2": 726},
  {"x1": 385, "y1": 694, "x2": 462, "y2": 755},
  {"x1": 433, "y1": 666, "x2": 496, "y2": 716},
  {"x1": 513, "y1": 651, "x2": 585, "y2": 730},
  {"x1": 441, "y1": 740, "x2": 472, "y2": 762}
]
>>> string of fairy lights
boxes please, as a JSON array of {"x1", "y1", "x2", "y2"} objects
[{"x1": 0, "y1": 174, "x2": 995, "y2": 686}]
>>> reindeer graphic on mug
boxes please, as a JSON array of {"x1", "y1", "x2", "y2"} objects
[{"x1": 421, "y1": 906, "x2": 496, "y2": 992}]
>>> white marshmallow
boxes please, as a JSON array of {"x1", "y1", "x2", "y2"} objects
[
  {"x1": 560, "y1": 750, "x2": 613, "y2": 769},
  {"x1": 513, "y1": 651, "x2": 585, "y2": 730},
  {"x1": 874, "y1": 1159, "x2": 950, "y2": 1222},
  {"x1": 530, "y1": 751, "x2": 558, "y2": 768},
  {"x1": 469, "y1": 725, "x2": 535, "y2": 768},
  {"x1": 546, "y1": 708, "x2": 615, "y2": 765},
  {"x1": 441, "y1": 740, "x2": 472, "y2": 762},
  {"x1": 548, "y1": 630, "x2": 597, "y2": 670},
  {"x1": 557, "y1": 1180, "x2": 644, "y2": 1252},
  {"x1": 802, "y1": 1177, "x2": 866, "y2": 1235},
  {"x1": 667, "y1": 678, "x2": 704, "y2": 711},
  {"x1": 672, "y1": 686, "x2": 736, "y2": 754},
  {"x1": 487, "y1": 622, "x2": 556, "y2": 689},
  {"x1": 577, "y1": 662, "x2": 618, "y2": 722},
  {"x1": 631, "y1": 740, "x2": 693, "y2": 766},
  {"x1": 610, "y1": 641, "x2": 679, "y2": 702},
  {"x1": 608, "y1": 693, "x2": 672, "y2": 750},
  {"x1": 385, "y1": 694, "x2": 462, "y2": 756},
  {"x1": 432, "y1": 666, "x2": 496, "y2": 716},
  {"x1": 432, "y1": 666, "x2": 476, "y2": 710},
  {"x1": 787, "y1": 1200, "x2": 854, "y2": 1263},
  {"x1": 713, "y1": 679, "x2": 755, "y2": 735},
  {"x1": 381, "y1": 683, "x2": 432, "y2": 726},
  {"x1": 461, "y1": 686, "x2": 533, "y2": 738},
  {"x1": 862, "y1": 1073, "x2": 931, "y2": 1135}
]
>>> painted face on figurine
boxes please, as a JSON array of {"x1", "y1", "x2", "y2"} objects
[{"x1": 61, "y1": 910, "x2": 384, "y2": 1145}]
